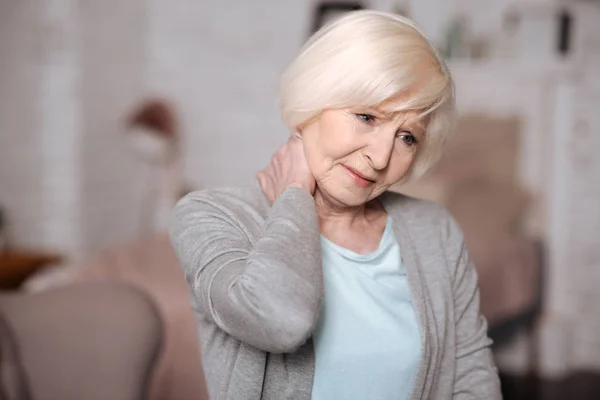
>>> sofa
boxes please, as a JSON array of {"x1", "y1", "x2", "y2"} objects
[
  {"x1": 23, "y1": 235, "x2": 208, "y2": 400},
  {"x1": 0, "y1": 282, "x2": 162, "y2": 400}
]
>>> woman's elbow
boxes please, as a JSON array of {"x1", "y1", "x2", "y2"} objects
[
  {"x1": 240, "y1": 272, "x2": 323, "y2": 353},
  {"x1": 263, "y1": 304, "x2": 320, "y2": 353}
]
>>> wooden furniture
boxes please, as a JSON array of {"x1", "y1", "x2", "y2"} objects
[{"x1": 0, "y1": 251, "x2": 62, "y2": 290}]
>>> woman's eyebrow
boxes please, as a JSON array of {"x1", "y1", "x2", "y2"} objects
[
  {"x1": 398, "y1": 116, "x2": 426, "y2": 135},
  {"x1": 409, "y1": 121, "x2": 427, "y2": 137},
  {"x1": 370, "y1": 107, "x2": 394, "y2": 118},
  {"x1": 371, "y1": 107, "x2": 427, "y2": 133}
]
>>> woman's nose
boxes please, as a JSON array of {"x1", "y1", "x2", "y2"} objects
[{"x1": 363, "y1": 132, "x2": 396, "y2": 171}]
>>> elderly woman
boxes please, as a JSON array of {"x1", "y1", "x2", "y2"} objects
[{"x1": 170, "y1": 10, "x2": 501, "y2": 400}]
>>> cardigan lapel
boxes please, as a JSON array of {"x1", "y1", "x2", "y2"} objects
[{"x1": 381, "y1": 192, "x2": 433, "y2": 400}]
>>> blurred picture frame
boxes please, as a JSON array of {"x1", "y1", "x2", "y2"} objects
[{"x1": 310, "y1": 1, "x2": 364, "y2": 35}]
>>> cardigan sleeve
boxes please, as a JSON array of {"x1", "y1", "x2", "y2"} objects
[
  {"x1": 169, "y1": 187, "x2": 323, "y2": 354},
  {"x1": 443, "y1": 210, "x2": 502, "y2": 399}
]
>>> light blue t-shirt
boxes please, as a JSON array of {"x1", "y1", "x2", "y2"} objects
[{"x1": 311, "y1": 217, "x2": 421, "y2": 400}]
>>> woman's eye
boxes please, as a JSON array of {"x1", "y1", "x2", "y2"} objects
[
  {"x1": 356, "y1": 114, "x2": 376, "y2": 124},
  {"x1": 397, "y1": 132, "x2": 418, "y2": 146}
]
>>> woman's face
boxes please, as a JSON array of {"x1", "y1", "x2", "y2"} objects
[{"x1": 300, "y1": 104, "x2": 426, "y2": 207}]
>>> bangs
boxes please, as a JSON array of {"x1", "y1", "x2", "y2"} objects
[{"x1": 330, "y1": 50, "x2": 453, "y2": 121}]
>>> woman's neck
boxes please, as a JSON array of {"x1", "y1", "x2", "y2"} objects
[
  {"x1": 314, "y1": 187, "x2": 382, "y2": 231},
  {"x1": 314, "y1": 187, "x2": 388, "y2": 253}
]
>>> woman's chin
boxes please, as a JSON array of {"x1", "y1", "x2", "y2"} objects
[{"x1": 317, "y1": 184, "x2": 375, "y2": 208}]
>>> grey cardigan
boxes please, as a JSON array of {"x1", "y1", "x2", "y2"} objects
[{"x1": 170, "y1": 181, "x2": 501, "y2": 400}]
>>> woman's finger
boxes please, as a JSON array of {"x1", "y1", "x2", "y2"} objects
[{"x1": 256, "y1": 171, "x2": 267, "y2": 191}]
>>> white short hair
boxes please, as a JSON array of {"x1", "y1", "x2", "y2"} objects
[{"x1": 278, "y1": 10, "x2": 456, "y2": 180}]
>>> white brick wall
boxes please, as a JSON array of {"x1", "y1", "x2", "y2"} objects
[
  {"x1": 78, "y1": 0, "x2": 149, "y2": 255},
  {"x1": 145, "y1": 0, "x2": 313, "y2": 190},
  {"x1": 540, "y1": 59, "x2": 600, "y2": 376},
  {"x1": 0, "y1": 0, "x2": 314, "y2": 257},
  {"x1": 38, "y1": 0, "x2": 82, "y2": 256},
  {"x1": 0, "y1": 1, "x2": 47, "y2": 251},
  {"x1": 0, "y1": 0, "x2": 151, "y2": 257}
]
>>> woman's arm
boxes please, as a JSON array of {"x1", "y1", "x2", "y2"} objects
[
  {"x1": 443, "y1": 210, "x2": 502, "y2": 399},
  {"x1": 170, "y1": 186, "x2": 323, "y2": 354}
]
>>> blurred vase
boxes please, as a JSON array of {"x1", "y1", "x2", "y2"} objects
[
  {"x1": 125, "y1": 99, "x2": 183, "y2": 234},
  {"x1": 443, "y1": 17, "x2": 470, "y2": 60}
]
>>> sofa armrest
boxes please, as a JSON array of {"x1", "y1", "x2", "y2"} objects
[
  {"x1": 0, "y1": 282, "x2": 162, "y2": 400},
  {"x1": 0, "y1": 311, "x2": 30, "y2": 400}
]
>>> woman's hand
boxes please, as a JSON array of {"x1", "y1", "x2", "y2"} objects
[{"x1": 257, "y1": 136, "x2": 316, "y2": 204}]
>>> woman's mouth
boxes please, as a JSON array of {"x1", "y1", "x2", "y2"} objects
[{"x1": 342, "y1": 165, "x2": 376, "y2": 188}]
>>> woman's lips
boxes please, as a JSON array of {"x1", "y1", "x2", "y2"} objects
[{"x1": 342, "y1": 165, "x2": 375, "y2": 188}]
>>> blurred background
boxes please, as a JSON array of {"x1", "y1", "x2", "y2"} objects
[{"x1": 0, "y1": 0, "x2": 599, "y2": 399}]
